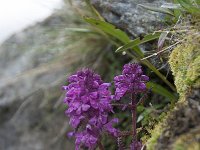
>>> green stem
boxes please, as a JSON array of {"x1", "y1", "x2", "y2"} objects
[
  {"x1": 142, "y1": 59, "x2": 176, "y2": 92},
  {"x1": 98, "y1": 141, "x2": 105, "y2": 150},
  {"x1": 131, "y1": 94, "x2": 137, "y2": 141}
]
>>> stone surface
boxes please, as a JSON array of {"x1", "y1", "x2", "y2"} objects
[
  {"x1": 91, "y1": 0, "x2": 172, "y2": 71},
  {"x1": 146, "y1": 16, "x2": 200, "y2": 149},
  {"x1": 91, "y1": 0, "x2": 169, "y2": 37}
]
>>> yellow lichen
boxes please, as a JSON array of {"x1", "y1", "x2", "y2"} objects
[
  {"x1": 145, "y1": 14, "x2": 200, "y2": 150},
  {"x1": 169, "y1": 36, "x2": 200, "y2": 97},
  {"x1": 145, "y1": 123, "x2": 163, "y2": 150},
  {"x1": 145, "y1": 100, "x2": 187, "y2": 150}
]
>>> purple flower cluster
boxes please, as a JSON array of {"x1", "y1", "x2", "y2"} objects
[
  {"x1": 63, "y1": 69, "x2": 118, "y2": 149},
  {"x1": 114, "y1": 63, "x2": 149, "y2": 100}
]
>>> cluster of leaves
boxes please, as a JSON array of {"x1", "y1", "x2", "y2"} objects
[{"x1": 139, "y1": 0, "x2": 200, "y2": 21}]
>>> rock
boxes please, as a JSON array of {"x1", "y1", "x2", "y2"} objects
[
  {"x1": 91, "y1": 0, "x2": 168, "y2": 37},
  {"x1": 91, "y1": 0, "x2": 172, "y2": 71},
  {"x1": 146, "y1": 15, "x2": 200, "y2": 150}
]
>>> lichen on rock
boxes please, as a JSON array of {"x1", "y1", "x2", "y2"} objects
[
  {"x1": 173, "y1": 125, "x2": 200, "y2": 150},
  {"x1": 146, "y1": 15, "x2": 200, "y2": 150},
  {"x1": 169, "y1": 36, "x2": 200, "y2": 97}
]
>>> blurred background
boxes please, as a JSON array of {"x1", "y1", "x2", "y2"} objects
[
  {"x1": 0, "y1": 0, "x2": 63, "y2": 44},
  {"x1": 0, "y1": 0, "x2": 83, "y2": 149}
]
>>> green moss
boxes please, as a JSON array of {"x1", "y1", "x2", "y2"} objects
[
  {"x1": 145, "y1": 101, "x2": 185, "y2": 150},
  {"x1": 145, "y1": 123, "x2": 164, "y2": 150},
  {"x1": 172, "y1": 126, "x2": 200, "y2": 150},
  {"x1": 145, "y1": 11, "x2": 200, "y2": 150},
  {"x1": 169, "y1": 36, "x2": 200, "y2": 97},
  {"x1": 146, "y1": 33, "x2": 200, "y2": 150}
]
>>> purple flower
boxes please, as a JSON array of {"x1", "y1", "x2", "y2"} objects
[
  {"x1": 103, "y1": 118, "x2": 119, "y2": 137},
  {"x1": 63, "y1": 69, "x2": 118, "y2": 149},
  {"x1": 75, "y1": 131, "x2": 98, "y2": 150},
  {"x1": 114, "y1": 63, "x2": 149, "y2": 100}
]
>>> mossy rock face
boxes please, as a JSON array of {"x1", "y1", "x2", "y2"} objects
[
  {"x1": 146, "y1": 20, "x2": 200, "y2": 149},
  {"x1": 169, "y1": 36, "x2": 200, "y2": 97},
  {"x1": 146, "y1": 88, "x2": 200, "y2": 150},
  {"x1": 173, "y1": 124, "x2": 200, "y2": 150}
]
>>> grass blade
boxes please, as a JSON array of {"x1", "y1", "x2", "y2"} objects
[
  {"x1": 177, "y1": 0, "x2": 200, "y2": 14},
  {"x1": 138, "y1": 4, "x2": 174, "y2": 16},
  {"x1": 146, "y1": 82, "x2": 177, "y2": 102},
  {"x1": 64, "y1": 28, "x2": 95, "y2": 33},
  {"x1": 84, "y1": 17, "x2": 130, "y2": 44},
  {"x1": 84, "y1": 17, "x2": 176, "y2": 92},
  {"x1": 116, "y1": 33, "x2": 161, "y2": 53}
]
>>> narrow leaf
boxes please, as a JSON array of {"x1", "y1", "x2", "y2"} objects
[
  {"x1": 138, "y1": 4, "x2": 175, "y2": 16},
  {"x1": 161, "y1": 3, "x2": 181, "y2": 9},
  {"x1": 84, "y1": 0, "x2": 105, "y2": 21},
  {"x1": 177, "y1": 0, "x2": 200, "y2": 14},
  {"x1": 84, "y1": 17, "x2": 130, "y2": 44},
  {"x1": 146, "y1": 82, "x2": 177, "y2": 102},
  {"x1": 116, "y1": 38, "x2": 140, "y2": 52},
  {"x1": 158, "y1": 31, "x2": 169, "y2": 51},
  {"x1": 116, "y1": 33, "x2": 161, "y2": 53},
  {"x1": 84, "y1": 17, "x2": 144, "y2": 57},
  {"x1": 64, "y1": 28, "x2": 94, "y2": 33},
  {"x1": 141, "y1": 32, "x2": 161, "y2": 43},
  {"x1": 196, "y1": 0, "x2": 200, "y2": 5}
]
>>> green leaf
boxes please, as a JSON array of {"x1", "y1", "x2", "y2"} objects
[
  {"x1": 137, "y1": 115, "x2": 144, "y2": 123},
  {"x1": 161, "y1": 3, "x2": 181, "y2": 9},
  {"x1": 64, "y1": 28, "x2": 94, "y2": 33},
  {"x1": 116, "y1": 33, "x2": 161, "y2": 53},
  {"x1": 116, "y1": 38, "x2": 140, "y2": 52},
  {"x1": 138, "y1": 4, "x2": 175, "y2": 16},
  {"x1": 158, "y1": 31, "x2": 169, "y2": 50},
  {"x1": 143, "y1": 60, "x2": 177, "y2": 92},
  {"x1": 84, "y1": 17, "x2": 130, "y2": 44},
  {"x1": 146, "y1": 82, "x2": 177, "y2": 102},
  {"x1": 84, "y1": 0, "x2": 105, "y2": 21},
  {"x1": 173, "y1": 7, "x2": 182, "y2": 20},
  {"x1": 84, "y1": 17, "x2": 176, "y2": 92},
  {"x1": 196, "y1": 0, "x2": 200, "y2": 5},
  {"x1": 177, "y1": 0, "x2": 200, "y2": 14},
  {"x1": 84, "y1": 17, "x2": 144, "y2": 57},
  {"x1": 141, "y1": 32, "x2": 161, "y2": 43}
]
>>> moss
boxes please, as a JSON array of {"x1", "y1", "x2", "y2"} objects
[
  {"x1": 172, "y1": 126, "x2": 200, "y2": 150},
  {"x1": 146, "y1": 40, "x2": 200, "y2": 148},
  {"x1": 146, "y1": 41, "x2": 200, "y2": 148},
  {"x1": 169, "y1": 36, "x2": 200, "y2": 97},
  {"x1": 145, "y1": 121, "x2": 164, "y2": 150},
  {"x1": 142, "y1": 9, "x2": 200, "y2": 150},
  {"x1": 145, "y1": 100, "x2": 186, "y2": 150}
]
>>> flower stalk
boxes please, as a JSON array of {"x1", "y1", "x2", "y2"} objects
[
  {"x1": 131, "y1": 94, "x2": 137, "y2": 141},
  {"x1": 98, "y1": 141, "x2": 105, "y2": 150}
]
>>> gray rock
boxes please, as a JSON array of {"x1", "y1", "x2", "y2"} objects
[
  {"x1": 91, "y1": 0, "x2": 172, "y2": 71},
  {"x1": 91, "y1": 0, "x2": 169, "y2": 37}
]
